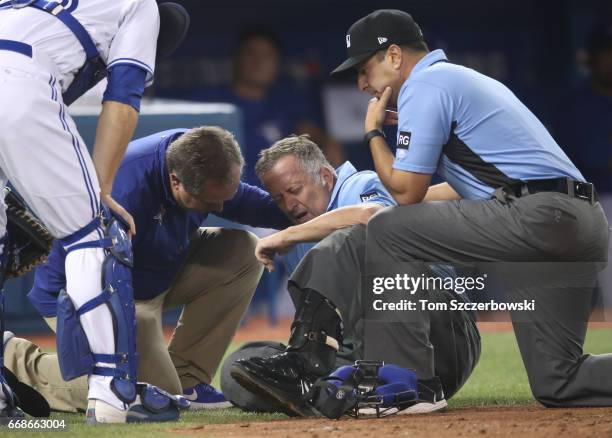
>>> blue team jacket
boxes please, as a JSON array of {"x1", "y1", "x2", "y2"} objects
[{"x1": 28, "y1": 129, "x2": 290, "y2": 316}]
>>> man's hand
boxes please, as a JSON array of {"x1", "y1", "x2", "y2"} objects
[
  {"x1": 101, "y1": 192, "x2": 136, "y2": 236},
  {"x1": 255, "y1": 231, "x2": 294, "y2": 272},
  {"x1": 92, "y1": 101, "x2": 139, "y2": 236},
  {"x1": 365, "y1": 86, "x2": 394, "y2": 132}
]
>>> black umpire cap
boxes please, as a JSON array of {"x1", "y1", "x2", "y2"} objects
[{"x1": 331, "y1": 9, "x2": 424, "y2": 78}]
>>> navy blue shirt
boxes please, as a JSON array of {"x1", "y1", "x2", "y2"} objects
[
  {"x1": 393, "y1": 50, "x2": 584, "y2": 200},
  {"x1": 29, "y1": 129, "x2": 290, "y2": 316}
]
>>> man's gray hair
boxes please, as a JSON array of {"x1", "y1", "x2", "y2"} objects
[
  {"x1": 255, "y1": 134, "x2": 335, "y2": 183},
  {"x1": 166, "y1": 126, "x2": 244, "y2": 195}
]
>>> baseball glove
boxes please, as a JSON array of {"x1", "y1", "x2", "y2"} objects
[{"x1": 4, "y1": 188, "x2": 53, "y2": 278}]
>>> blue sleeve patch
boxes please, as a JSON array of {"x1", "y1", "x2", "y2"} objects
[{"x1": 102, "y1": 64, "x2": 147, "y2": 112}]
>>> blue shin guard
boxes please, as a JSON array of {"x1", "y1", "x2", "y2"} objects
[
  {"x1": 57, "y1": 215, "x2": 137, "y2": 405},
  {"x1": 57, "y1": 213, "x2": 184, "y2": 420}
]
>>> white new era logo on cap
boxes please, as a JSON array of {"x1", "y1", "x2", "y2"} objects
[
  {"x1": 346, "y1": 35, "x2": 351, "y2": 48},
  {"x1": 378, "y1": 37, "x2": 388, "y2": 44}
]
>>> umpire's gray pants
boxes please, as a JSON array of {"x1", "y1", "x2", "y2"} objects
[
  {"x1": 364, "y1": 189, "x2": 609, "y2": 407},
  {"x1": 288, "y1": 224, "x2": 481, "y2": 400}
]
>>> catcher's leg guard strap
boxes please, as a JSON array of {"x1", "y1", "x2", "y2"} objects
[
  {"x1": 57, "y1": 215, "x2": 137, "y2": 404},
  {"x1": 287, "y1": 289, "x2": 344, "y2": 375},
  {"x1": 136, "y1": 383, "x2": 189, "y2": 412}
]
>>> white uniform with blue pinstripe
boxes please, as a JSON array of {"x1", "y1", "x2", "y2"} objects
[
  {"x1": 0, "y1": 0, "x2": 157, "y2": 236},
  {"x1": 0, "y1": 0, "x2": 158, "y2": 414}
]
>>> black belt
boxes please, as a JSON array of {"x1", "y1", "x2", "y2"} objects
[{"x1": 503, "y1": 177, "x2": 598, "y2": 203}]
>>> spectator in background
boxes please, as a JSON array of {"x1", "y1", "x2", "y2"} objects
[
  {"x1": 187, "y1": 29, "x2": 344, "y2": 187},
  {"x1": 553, "y1": 23, "x2": 612, "y2": 193}
]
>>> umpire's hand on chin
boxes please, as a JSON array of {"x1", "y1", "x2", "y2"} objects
[{"x1": 364, "y1": 86, "x2": 394, "y2": 132}]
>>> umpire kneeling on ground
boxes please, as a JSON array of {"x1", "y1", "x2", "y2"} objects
[
  {"x1": 3, "y1": 126, "x2": 290, "y2": 412},
  {"x1": 329, "y1": 9, "x2": 609, "y2": 409},
  {"x1": 222, "y1": 134, "x2": 480, "y2": 416}
]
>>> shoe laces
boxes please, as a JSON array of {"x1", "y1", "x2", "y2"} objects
[{"x1": 198, "y1": 383, "x2": 218, "y2": 394}]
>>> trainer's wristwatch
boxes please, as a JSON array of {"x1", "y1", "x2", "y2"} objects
[{"x1": 364, "y1": 128, "x2": 385, "y2": 146}]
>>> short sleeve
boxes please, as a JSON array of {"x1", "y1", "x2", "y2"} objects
[
  {"x1": 107, "y1": 0, "x2": 160, "y2": 87},
  {"x1": 356, "y1": 179, "x2": 395, "y2": 207},
  {"x1": 393, "y1": 81, "x2": 453, "y2": 174},
  {"x1": 336, "y1": 173, "x2": 396, "y2": 209}
]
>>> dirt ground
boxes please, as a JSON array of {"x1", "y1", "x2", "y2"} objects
[
  {"x1": 20, "y1": 313, "x2": 612, "y2": 437},
  {"x1": 169, "y1": 406, "x2": 612, "y2": 438}
]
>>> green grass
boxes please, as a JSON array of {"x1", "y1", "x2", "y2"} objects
[
  {"x1": 451, "y1": 328, "x2": 612, "y2": 408},
  {"x1": 4, "y1": 328, "x2": 612, "y2": 437}
]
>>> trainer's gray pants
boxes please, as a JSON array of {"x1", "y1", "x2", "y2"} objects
[
  {"x1": 359, "y1": 189, "x2": 609, "y2": 407},
  {"x1": 288, "y1": 224, "x2": 481, "y2": 400}
]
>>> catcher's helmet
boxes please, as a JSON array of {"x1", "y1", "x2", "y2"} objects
[{"x1": 157, "y1": 2, "x2": 190, "y2": 59}]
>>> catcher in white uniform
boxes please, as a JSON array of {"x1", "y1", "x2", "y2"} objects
[{"x1": 0, "y1": 0, "x2": 189, "y2": 424}]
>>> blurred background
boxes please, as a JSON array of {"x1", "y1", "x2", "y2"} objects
[{"x1": 4, "y1": 0, "x2": 612, "y2": 334}]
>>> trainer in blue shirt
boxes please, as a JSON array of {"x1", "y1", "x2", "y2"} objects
[{"x1": 16, "y1": 126, "x2": 290, "y2": 412}]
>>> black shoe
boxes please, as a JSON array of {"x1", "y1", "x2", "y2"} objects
[
  {"x1": 2, "y1": 367, "x2": 50, "y2": 418},
  {"x1": 230, "y1": 352, "x2": 320, "y2": 417}
]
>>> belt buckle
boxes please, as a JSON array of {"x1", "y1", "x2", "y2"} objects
[{"x1": 573, "y1": 181, "x2": 594, "y2": 202}]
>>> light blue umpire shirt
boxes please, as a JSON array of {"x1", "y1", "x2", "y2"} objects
[
  {"x1": 281, "y1": 161, "x2": 396, "y2": 274},
  {"x1": 392, "y1": 49, "x2": 584, "y2": 200}
]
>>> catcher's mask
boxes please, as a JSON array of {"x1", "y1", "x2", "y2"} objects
[
  {"x1": 157, "y1": 2, "x2": 190, "y2": 59},
  {"x1": 309, "y1": 361, "x2": 419, "y2": 419}
]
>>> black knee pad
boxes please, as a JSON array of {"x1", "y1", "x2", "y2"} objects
[{"x1": 220, "y1": 341, "x2": 286, "y2": 412}]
